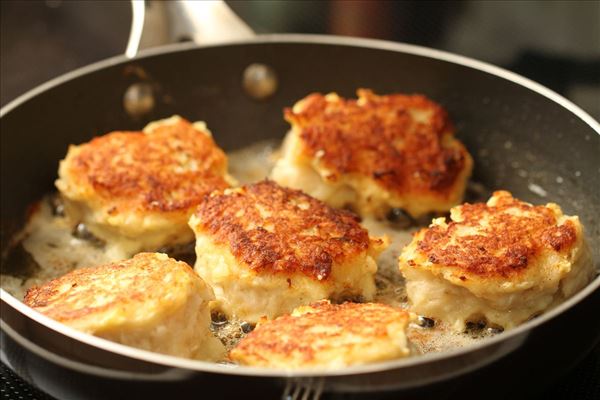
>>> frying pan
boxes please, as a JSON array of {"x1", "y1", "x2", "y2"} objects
[{"x1": 1, "y1": 2, "x2": 599, "y2": 399}]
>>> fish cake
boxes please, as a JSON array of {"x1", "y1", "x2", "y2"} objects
[
  {"x1": 399, "y1": 191, "x2": 595, "y2": 330},
  {"x1": 56, "y1": 116, "x2": 232, "y2": 254},
  {"x1": 270, "y1": 89, "x2": 473, "y2": 218},
  {"x1": 24, "y1": 252, "x2": 225, "y2": 360},
  {"x1": 230, "y1": 300, "x2": 412, "y2": 369},
  {"x1": 189, "y1": 180, "x2": 388, "y2": 323}
]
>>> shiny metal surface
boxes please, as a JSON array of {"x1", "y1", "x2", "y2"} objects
[
  {"x1": 126, "y1": 0, "x2": 254, "y2": 58},
  {"x1": 123, "y1": 82, "x2": 155, "y2": 117},
  {"x1": 1, "y1": 36, "x2": 599, "y2": 398},
  {"x1": 242, "y1": 63, "x2": 278, "y2": 100}
]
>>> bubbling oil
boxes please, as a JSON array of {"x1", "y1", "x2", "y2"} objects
[{"x1": 0, "y1": 140, "x2": 495, "y2": 358}]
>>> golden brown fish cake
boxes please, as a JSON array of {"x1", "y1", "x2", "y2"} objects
[
  {"x1": 189, "y1": 180, "x2": 388, "y2": 323},
  {"x1": 399, "y1": 191, "x2": 595, "y2": 330},
  {"x1": 229, "y1": 300, "x2": 411, "y2": 369},
  {"x1": 24, "y1": 252, "x2": 225, "y2": 360},
  {"x1": 270, "y1": 89, "x2": 473, "y2": 218},
  {"x1": 56, "y1": 116, "x2": 232, "y2": 255}
]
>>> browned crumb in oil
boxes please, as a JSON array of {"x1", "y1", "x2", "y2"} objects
[
  {"x1": 0, "y1": 138, "x2": 503, "y2": 362},
  {"x1": 210, "y1": 312, "x2": 253, "y2": 352}
]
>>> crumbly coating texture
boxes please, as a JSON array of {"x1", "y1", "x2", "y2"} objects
[
  {"x1": 416, "y1": 191, "x2": 577, "y2": 278},
  {"x1": 24, "y1": 253, "x2": 225, "y2": 360},
  {"x1": 189, "y1": 180, "x2": 387, "y2": 322},
  {"x1": 230, "y1": 300, "x2": 411, "y2": 369},
  {"x1": 193, "y1": 180, "x2": 376, "y2": 280},
  {"x1": 271, "y1": 90, "x2": 473, "y2": 217},
  {"x1": 56, "y1": 116, "x2": 231, "y2": 251},
  {"x1": 399, "y1": 191, "x2": 594, "y2": 329},
  {"x1": 58, "y1": 116, "x2": 228, "y2": 214}
]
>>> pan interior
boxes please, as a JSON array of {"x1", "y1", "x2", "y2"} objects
[
  {"x1": 0, "y1": 137, "x2": 497, "y2": 361},
  {"x1": 1, "y1": 37, "x2": 599, "y2": 376}
]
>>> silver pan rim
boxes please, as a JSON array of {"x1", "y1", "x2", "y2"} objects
[
  {"x1": 1, "y1": 34, "x2": 599, "y2": 378},
  {"x1": 2, "y1": 34, "x2": 599, "y2": 131}
]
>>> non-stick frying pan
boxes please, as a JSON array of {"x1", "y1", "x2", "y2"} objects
[{"x1": 1, "y1": 3, "x2": 599, "y2": 400}]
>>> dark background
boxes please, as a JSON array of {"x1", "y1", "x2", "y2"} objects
[
  {"x1": 2, "y1": 0, "x2": 599, "y2": 119},
  {"x1": 1, "y1": 1, "x2": 598, "y2": 399}
]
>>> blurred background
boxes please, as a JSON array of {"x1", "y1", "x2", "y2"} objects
[
  {"x1": 1, "y1": 0, "x2": 599, "y2": 119},
  {"x1": 0, "y1": 1, "x2": 599, "y2": 399}
]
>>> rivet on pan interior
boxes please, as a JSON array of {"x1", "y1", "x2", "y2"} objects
[
  {"x1": 123, "y1": 82, "x2": 155, "y2": 117},
  {"x1": 242, "y1": 63, "x2": 278, "y2": 100}
]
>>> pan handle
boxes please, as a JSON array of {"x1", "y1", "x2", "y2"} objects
[{"x1": 126, "y1": 0, "x2": 255, "y2": 58}]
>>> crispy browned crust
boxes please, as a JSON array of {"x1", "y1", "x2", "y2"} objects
[
  {"x1": 192, "y1": 180, "x2": 374, "y2": 280},
  {"x1": 414, "y1": 191, "x2": 577, "y2": 278},
  {"x1": 285, "y1": 89, "x2": 469, "y2": 196},
  {"x1": 63, "y1": 118, "x2": 229, "y2": 214},
  {"x1": 230, "y1": 301, "x2": 409, "y2": 365},
  {"x1": 23, "y1": 253, "x2": 197, "y2": 323}
]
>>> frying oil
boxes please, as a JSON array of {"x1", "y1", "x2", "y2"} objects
[{"x1": 0, "y1": 140, "x2": 492, "y2": 357}]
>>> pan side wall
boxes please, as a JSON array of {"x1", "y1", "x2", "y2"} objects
[{"x1": 2, "y1": 42, "x2": 598, "y2": 267}]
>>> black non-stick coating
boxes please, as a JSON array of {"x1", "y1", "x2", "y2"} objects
[
  {"x1": 1, "y1": 38, "x2": 599, "y2": 399},
  {"x1": 2, "y1": 40, "x2": 599, "y2": 263}
]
